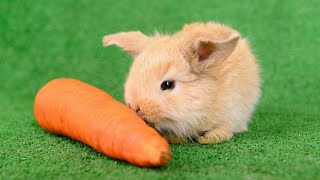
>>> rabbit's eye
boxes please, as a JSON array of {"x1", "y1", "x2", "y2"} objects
[{"x1": 161, "y1": 81, "x2": 175, "y2": 91}]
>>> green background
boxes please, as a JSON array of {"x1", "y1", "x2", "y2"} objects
[{"x1": 1, "y1": 0, "x2": 319, "y2": 179}]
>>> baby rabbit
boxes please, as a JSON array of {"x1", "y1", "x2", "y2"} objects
[{"x1": 102, "y1": 22, "x2": 260, "y2": 144}]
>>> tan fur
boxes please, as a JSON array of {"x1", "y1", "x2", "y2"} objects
[{"x1": 103, "y1": 22, "x2": 261, "y2": 144}]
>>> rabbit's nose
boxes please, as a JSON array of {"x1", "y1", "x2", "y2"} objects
[{"x1": 128, "y1": 104, "x2": 140, "y2": 113}]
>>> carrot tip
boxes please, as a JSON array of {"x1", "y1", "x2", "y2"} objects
[{"x1": 160, "y1": 151, "x2": 170, "y2": 163}]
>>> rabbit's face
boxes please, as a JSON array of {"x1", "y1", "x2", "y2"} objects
[{"x1": 124, "y1": 38, "x2": 212, "y2": 137}]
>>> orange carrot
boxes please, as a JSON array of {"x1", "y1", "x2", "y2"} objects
[{"x1": 34, "y1": 78, "x2": 171, "y2": 167}]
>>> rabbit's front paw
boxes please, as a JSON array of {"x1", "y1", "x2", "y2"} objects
[{"x1": 196, "y1": 129, "x2": 233, "y2": 144}]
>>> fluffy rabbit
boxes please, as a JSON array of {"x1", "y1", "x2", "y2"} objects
[{"x1": 102, "y1": 22, "x2": 260, "y2": 144}]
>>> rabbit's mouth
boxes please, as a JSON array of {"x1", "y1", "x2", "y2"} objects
[
  {"x1": 142, "y1": 118, "x2": 155, "y2": 127},
  {"x1": 138, "y1": 112, "x2": 171, "y2": 128}
]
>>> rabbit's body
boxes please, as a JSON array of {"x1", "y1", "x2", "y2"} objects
[{"x1": 103, "y1": 22, "x2": 260, "y2": 144}]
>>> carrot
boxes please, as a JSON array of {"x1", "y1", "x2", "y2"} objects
[{"x1": 34, "y1": 78, "x2": 171, "y2": 167}]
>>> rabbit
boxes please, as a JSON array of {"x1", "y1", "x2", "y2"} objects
[{"x1": 102, "y1": 22, "x2": 261, "y2": 144}]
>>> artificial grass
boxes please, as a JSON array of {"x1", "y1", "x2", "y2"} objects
[{"x1": 1, "y1": 0, "x2": 319, "y2": 179}]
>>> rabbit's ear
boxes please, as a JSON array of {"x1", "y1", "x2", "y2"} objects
[
  {"x1": 102, "y1": 31, "x2": 151, "y2": 58},
  {"x1": 189, "y1": 32, "x2": 240, "y2": 71}
]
